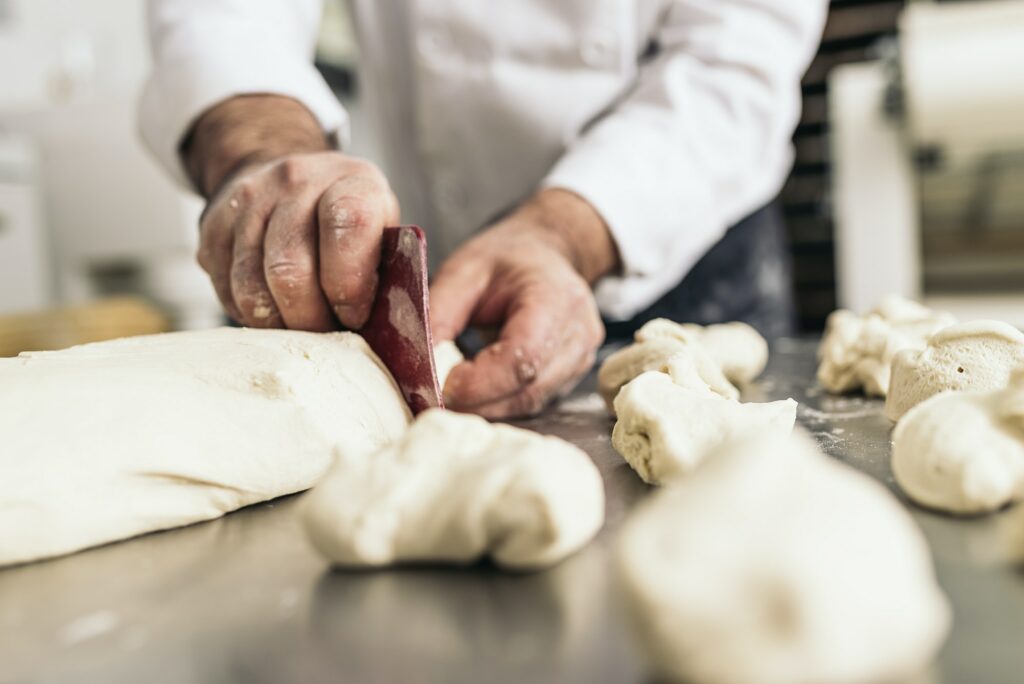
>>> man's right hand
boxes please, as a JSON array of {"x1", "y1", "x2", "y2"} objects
[
  {"x1": 198, "y1": 152, "x2": 399, "y2": 330},
  {"x1": 184, "y1": 95, "x2": 399, "y2": 331}
]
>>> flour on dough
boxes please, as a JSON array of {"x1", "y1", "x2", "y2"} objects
[
  {"x1": 893, "y1": 370, "x2": 1024, "y2": 514},
  {"x1": 611, "y1": 371, "x2": 796, "y2": 485},
  {"x1": 301, "y1": 408, "x2": 605, "y2": 570},
  {"x1": 886, "y1": 320, "x2": 1024, "y2": 422},
  {"x1": 0, "y1": 328, "x2": 411, "y2": 567},
  {"x1": 817, "y1": 295, "x2": 955, "y2": 396},
  {"x1": 598, "y1": 318, "x2": 770, "y2": 413},
  {"x1": 617, "y1": 430, "x2": 950, "y2": 684}
]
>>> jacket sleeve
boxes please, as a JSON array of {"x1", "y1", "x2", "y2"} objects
[
  {"x1": 139, "y1": 0, "x2": 349, "y2": 189},
  {"x1": 543, "y1": 0, "x2": 828, "y2": 320}
]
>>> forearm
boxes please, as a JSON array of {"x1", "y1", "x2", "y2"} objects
[
  {"x1": 182, "y1": 94, "x2": 333, "y2": 198},
  {"x1": 510, "y1": 188, "x2": 621, "y2": 285}
]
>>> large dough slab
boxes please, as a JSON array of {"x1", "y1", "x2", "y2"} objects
[{"x1": 0, "y1": 328, "x2": 411, "y2": 566}]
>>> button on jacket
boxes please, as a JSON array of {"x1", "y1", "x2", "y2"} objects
[{"x1": 140, "y1": 0, "x2": 827, "y2": 321}]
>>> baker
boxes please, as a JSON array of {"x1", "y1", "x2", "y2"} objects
[{"x1": 140, "y1": 0, "x2": 827, "y2": 418}]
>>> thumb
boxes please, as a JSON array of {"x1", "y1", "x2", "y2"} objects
[{"x1": 429, "y1": 255, "x2": 490, "y2": 342}]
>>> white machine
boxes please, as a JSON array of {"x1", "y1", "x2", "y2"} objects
[{"x1": 830, "y1": 0, "x2": 1024, "y2": 324}]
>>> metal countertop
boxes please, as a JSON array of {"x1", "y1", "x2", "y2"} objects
[{"x1": 2, "y1": 338, "x2": 1023, "y2": 684}]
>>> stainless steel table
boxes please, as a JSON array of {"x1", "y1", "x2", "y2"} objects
[{"x1": 3, "y1": 339, "x2": 1023, "y2": 683}]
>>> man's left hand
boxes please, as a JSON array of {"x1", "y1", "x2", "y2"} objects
[{"x1": 429, "y1": 189, "x2": 619, "y2": 418}]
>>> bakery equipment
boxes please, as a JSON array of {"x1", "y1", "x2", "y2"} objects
[{"x1": 830, "y1": 0, "x2": 1024, "y2": 324}]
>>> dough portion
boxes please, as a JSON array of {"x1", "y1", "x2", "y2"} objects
[
  {"x1": 598, "y1": 337, "x2": 738, "y2": 411},
  {"x1": 638, "y1": 319, "x2": 769, "y2": 385},
  {"x1": 892, "y1": 372, "x2": 1024, "y2": 514},
  {"x1": 817, "y1": 295, "x2": 955, "y2": 396},
  {"x1": 611, "y1": 371, "x2": 796, "y2": 485},
  {"x1": 0, "y1": 328, "x2": 411, "y2": 567},
  {"x1": 432, "y1": 340, "x2": 464, "y2": 392},
  {"x1": 301, "y1": 409, "x2": 605, "y2": 570},
  {"x1": 617, "y1": 431, "x2": 950, "y2": 684},
  {"x1": 598, "y1": 318, "x2": 769, "y2": 413},
  {"x1": 886, "y1": 320, "x2": 1024, "y2": 421}
]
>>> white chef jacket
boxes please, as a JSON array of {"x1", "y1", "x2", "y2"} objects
[{"x1": 140, "y1": 0, "x2": 827, "y2": 320}]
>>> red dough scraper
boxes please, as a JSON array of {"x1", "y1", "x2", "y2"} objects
[{"x1": 361, "y1": 225, "x2": 445, "y2": 416}]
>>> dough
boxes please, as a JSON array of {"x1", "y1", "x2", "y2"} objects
[
  {"x1": 433, "y1": 339, "x2": 464, "y2": 392},
  {"x1": 301, "y1": 408, "x2": 605, "y2": 569},
  {"x1": 598, "y1": 317, "x2": 770, "y2": 413},
  {"x1": 892, "y1": 371, "x2": 1024, "y2": 514},
  {"x1": 0, "y1": 328, "x2": 411, "y2": 566},
  {"x1": 617, "y1": 431, "x2": 950, "y2": 684},
  {"x1": 817, "y1": 295, "x2": 955, "y2": 396},
  {"x1": 611, "y1": 371, "x2": 796, "y2": 484},
  {"x1": 598, "y1": 337, "x2": 738, "y2": 412},
  {"x1": 638, "y1": 319, "x2": 769, "y2": 385},
  {"x1": 886, "y1": 320, "x2": 1024, "y2": 422}
]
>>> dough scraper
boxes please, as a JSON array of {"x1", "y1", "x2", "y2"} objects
[{"x1": 361, "y1": 225, "x2": 445, "y2": 416}]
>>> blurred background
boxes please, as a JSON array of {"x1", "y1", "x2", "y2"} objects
[{"x1": 0, "y1": 0, "x2": 1022, "y2": 355}]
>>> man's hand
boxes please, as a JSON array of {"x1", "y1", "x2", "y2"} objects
[
  {"x1": 430, "y1": 188, "x2": 620, "y2": 418},
  {"x1": 184, "y1": 95, "x2": 399, "y2": 330}
]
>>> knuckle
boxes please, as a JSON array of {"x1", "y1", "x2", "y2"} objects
[
  {"x1": 274, "y1": 157, "x2": 307, "y2": 188},
  {"x1": 233, "y1": 178, "x2": 259, "y2": 204},
  {"x1": 325, "y1": 198, "x2": 376, "y2": 234},
  {"x1": 265, "y1": 255, "x2": 314, "y2": 288}
]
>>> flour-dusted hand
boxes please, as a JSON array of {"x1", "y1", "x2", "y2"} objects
[
  {"x1": 429, "y1": 189, "x2": 618, "y2": 418},
  {"x1": 185, "y1": 96, "x2": 400, "y2": 331}
]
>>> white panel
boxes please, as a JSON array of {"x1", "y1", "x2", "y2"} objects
[{"x1": 829, "y1": 61, "x2": 920, "y2": 311}]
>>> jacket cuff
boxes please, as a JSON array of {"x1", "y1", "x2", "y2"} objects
[{"x1": 139, "y1": 46, "x2": 348, "y2": 191}]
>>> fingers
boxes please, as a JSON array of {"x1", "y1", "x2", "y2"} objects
[
  {"x1": 318, "y1": 172, "x2": 400, "y2": 329},
  {"x1": 197, "y1": 206, "x2": 242, "y2": 323},
  {"x1": 263, "y1": 199, "x2": 335, "y2": 331},
  {"x1": 443, "y1": 289, "x2": 604, "y2": 417},
  {"x1": 428, "y1": 254, "x2": 491, "y2": 342},
  {"x1": 229, "y1": 201, "x2": 282, "y2": 328}
]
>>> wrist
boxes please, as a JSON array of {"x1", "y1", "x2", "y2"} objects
[
  {"x1": 515, "y1": 188, "x2": 620, "y2": 284},
  {"x1": 182, "y1": 94, "x2": 333, "y2": 198}
]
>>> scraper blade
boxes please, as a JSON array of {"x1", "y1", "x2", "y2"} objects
[{"x1": 361, "y1": 225, "x2": 444, "y2": 416}]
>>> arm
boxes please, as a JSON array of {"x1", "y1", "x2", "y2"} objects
[
  {"x1": 430, "y1": 0, "x2": 827, "y2": 417},
  {"x1": 140, "y1": 0, "x2": 398, "y2": 331},
  {"x1": 544, "y1": 0, "x2": 829, "y2": 320}
]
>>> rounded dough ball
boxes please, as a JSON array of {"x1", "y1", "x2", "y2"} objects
[
  {"x1": 892, "y1": 373, "x2": 1024, "y2": 514},
  {"x1": 886, "y1": 320, "x2": 1024, "y2": 422},
  {"x1": 611, "y1": 371, "x2": 796, "y2": 484},
  {"x1": 301, "y1": 408, "x2": 605, "y2": 570},
  {"x1": 617, "y1": 431, "x2": 950, "y2": 684}
]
